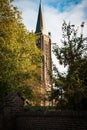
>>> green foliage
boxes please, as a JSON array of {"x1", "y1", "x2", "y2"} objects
[
  {"x1": 0, "y1": 0, "x2": 42, "y2": 100},
  {"x1": 52, "y1": 21, "x2": 87, "y2": 110},
  {"x1": 53, "y1": 21, "x2": 86, "y2": 68},
  {"x1": 24, "y1": 104, "x2": 55, "y2": 112}
]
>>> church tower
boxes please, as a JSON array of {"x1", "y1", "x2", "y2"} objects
[{"x1": 35, "y1": 0, "x2": 52, "y2": 99}]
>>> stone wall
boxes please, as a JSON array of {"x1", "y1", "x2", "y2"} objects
[
  {"x1": 16, "y1": 111, "x2": 87, "y2": 130},
  {"x1": 0, "y1": 93, "x2": 87, "y2": 130},
  {"x1": 0, "y1": 93, "x2": 24, "y2": 116},
  {"x1": 0, "y1": 93, "x2": 24, "y2": 130}
]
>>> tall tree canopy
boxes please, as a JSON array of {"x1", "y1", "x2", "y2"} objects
[
  {"x1": 51, "y1": 21, "x2": 87, "y2": 110},
  {"x1": 0, "y1": 0, "x2": 42, "y2": 103}
]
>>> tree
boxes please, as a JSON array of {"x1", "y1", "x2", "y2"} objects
[
  {"x1": 51, "y1": 21, "x2": 87, "y2": 110},
  {"x1": 0, "y1": 0, "x2": 42, "y2": 103}
]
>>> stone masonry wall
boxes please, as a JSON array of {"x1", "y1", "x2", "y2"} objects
[
  {"x1": 0, "y1": 93, "x2": 24, "y2": 130},
  {"x1": 16, "y1": 111, "x2": 87, "y2": 130},
  {"x1": 0, "y1": 93, "x2": 87, "y2": 130}
]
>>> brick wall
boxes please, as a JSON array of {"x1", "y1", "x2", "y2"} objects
[
  {"x1": 0, "y1": 93, "x2": 24, "y2": 115},
  {"x1": 16, "y1": 111, "x2": 87, "y2": 130},
  {"x1": 0, "y1": 93, "x2": 24, "y2": 130},
  {"x1": 0, "y1": 93, "x2": 87, "y2": 130}
]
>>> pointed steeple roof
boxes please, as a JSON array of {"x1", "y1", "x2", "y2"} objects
[{"x1": 35, "y1": 0, "x2": 46, "y2": 34}]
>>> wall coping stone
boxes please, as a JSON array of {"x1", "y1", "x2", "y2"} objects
[{"x1": 16, "y1": 111, "x2": 87, "y2": 117}]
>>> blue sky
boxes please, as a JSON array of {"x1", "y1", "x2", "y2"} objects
[
  {"x1": 13, "y1": 0, "x2": 87, "y2": 40},
  {"x1": 13, "y1": 0, "x2": 87, "y2": 72},
  {"x1": 42, "y1": 0, "x2": 83, "y2": 12}
]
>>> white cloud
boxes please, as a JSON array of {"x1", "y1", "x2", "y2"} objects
[
  {"x1": 13, "y1": 0, "x2": 87, "y2": 42},
  {"x1": 13, "y1": 0, "x2": 87, "y2": 73},
  {"x1": 45, "y1": 0, "x2": 87, "y2": 44}
]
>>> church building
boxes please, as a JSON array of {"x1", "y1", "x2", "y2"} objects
[{"x1": 35, "y1": 0, "x2": 52, "y2": 103}]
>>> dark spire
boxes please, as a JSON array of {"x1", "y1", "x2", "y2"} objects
[{"x1": 35, "y1": 0, "x2": 46, "y2": 34}]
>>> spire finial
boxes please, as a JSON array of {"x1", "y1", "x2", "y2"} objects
[
  {"x1": 40, "y1": 0, "x2": 41, "y2": 4},
  {"x1": 35, "y1": 0, "x2": 46, "y2": 34},
  {"x1": 40, "y1": 0, "x2": 42, "y2": 7}
]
